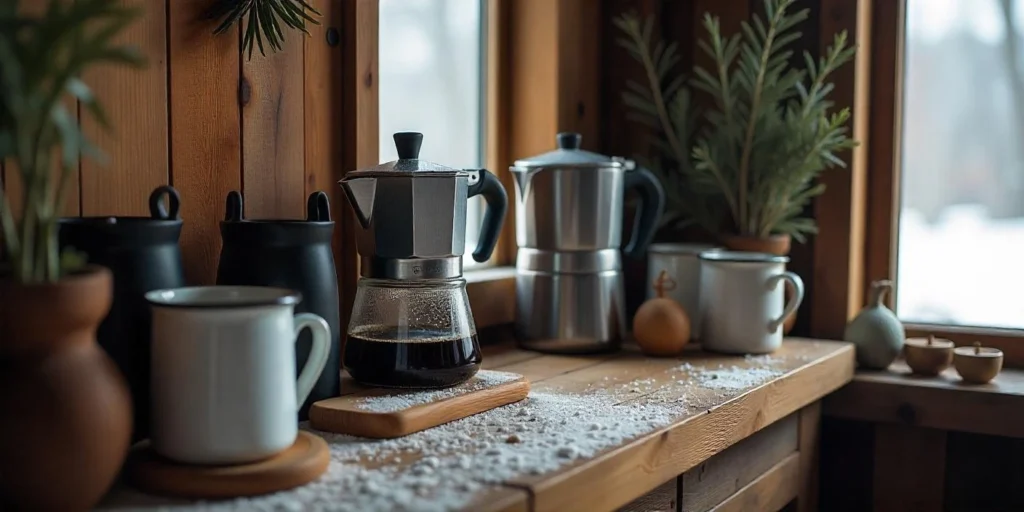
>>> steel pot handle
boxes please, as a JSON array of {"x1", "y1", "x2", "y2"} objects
[
  {"x1": 623, "y1": 165, "x2": 665, "y2": 258},
  {"x1": 149, "y1": 185, "x2": 181, "y2": 220},
  {"x1": 467, "y1": 169, "x2": 508, "y2": 263},
  {"x1": 306, "y1": 191, "x2": 331, "y2": 222},
  {"x1": 224, "y1": 191, "x2": 244, "y2": 222}
]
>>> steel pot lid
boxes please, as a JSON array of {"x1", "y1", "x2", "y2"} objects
[
  {"x1": 512, "y1": 132, "x2": 626, "y2": 169},
  {"x1": 348, "y1": 132, "x2": 467, "y2": 177}
]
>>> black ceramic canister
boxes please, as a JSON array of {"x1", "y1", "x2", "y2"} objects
[
  {"x1": 216, "y1": 191, "x2": 341, "y2": 420},
  {"x1": 59, "y1": 185, "x2": 186, "y2": 441}
]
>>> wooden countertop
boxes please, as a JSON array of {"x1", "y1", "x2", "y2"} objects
[
  {"x1": 100, "y1": 338, "x2": 854, "y2": 512},
  {"x1": 824, "y1": 360, "x2": 1024, "y2": 439}
]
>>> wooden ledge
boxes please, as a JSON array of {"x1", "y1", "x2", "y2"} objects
[
  {"x1": 823, "y1": 361, "x2": 1024, "y2": 439},
  {"x1": 101, "y1": 339, "x2": 854, "y2": 512}
]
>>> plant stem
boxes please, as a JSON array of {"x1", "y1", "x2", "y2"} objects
[
  {"x1": 637, "y1": 39, "x2": 688, "y2": 165},
  {"x1": 737, "y1": 8, "x2": 785, "y2": 236},
  {"x1": 49, "y1": 163, "x2": 76, "y2": 280},
  {"x1": 0, "y1": 186, "x2": 19, "y2": 261}
]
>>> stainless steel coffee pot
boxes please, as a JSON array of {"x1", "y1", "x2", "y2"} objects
[
  {"x1": 340, "y1": 132, "x2": 507, "y2": 279},
  {"x1": 511, "y1": 132, "x2": 664, "y2": 353},
  {"x1": 511, "y1": 132, "x2": 664, "y2": 256}
]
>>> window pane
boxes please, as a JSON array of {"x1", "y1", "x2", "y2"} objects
[
  {"x1": 378, "y1": 0, "x2": 488, "y2": 268},
  {"x1": 898, "y1": 0, "x2": 1024, "y2": 328}
]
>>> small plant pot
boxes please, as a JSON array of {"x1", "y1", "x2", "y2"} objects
[
  {"x1": 904, "y1": 335, "x2": 954, "y2": 376},
  {"x1": 719, "y1": 233, "x2": 792, "y2": 256},
  {"x1": 954, "y1": 342, "x2": 1003, "y2": 384}
]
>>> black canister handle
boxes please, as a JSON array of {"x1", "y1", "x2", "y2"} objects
[
  {"x1": 149, "y1": 185, "x2": 181, "y2": 220},
  {"x1": 306, "y1": 191, "x2": 332, "y2": 222},
  {"x1": 467, "y1": 169, "x2": 507, "y2": 263},
  {"x1": 623, "y1": 165, "x2": 665, "y2": 258},
  {"x1": 225, "y1": 191, "x2": 244, "y2": 222}
]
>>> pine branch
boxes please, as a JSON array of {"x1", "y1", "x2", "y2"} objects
[
  {"x1": 209, "y1": 0, "x2": 322, "y2": 59},
  {"x1": 613, "y1": 14, "x2": 688, "y2": 166},
  {"x1": 736, "y1": 0, "x2": 796, "y2": 235}
]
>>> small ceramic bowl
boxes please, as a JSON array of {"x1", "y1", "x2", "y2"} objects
[
  {"x1": 954, "y1": 342, "x2": 1003, "y2": 384},
  {"x1": 904, "y1": 335, "x2": 954, "y2": 376}
]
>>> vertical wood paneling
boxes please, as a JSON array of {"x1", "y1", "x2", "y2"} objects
[
  {"x1": 304, "y1": 0, "x2": 345, "y2": 346},
  {"x1": 80, "y1": 0, "x2": 168, "y2": 217},
  {"x1": 488, "y1": 0, "x2": 517, "y2": 265},
  {"x1": 557, "y1": 0, "x2": 601, "y2": 143},
  {"x1": 304, "y1": 1, "x2": 345, "y2": 207},
  {"x1": 863, "y1": 0, "x2": 905, "y2": 307},
  {"x1": 168, "y1": 0, "x2": 241, "y2": 284},
  {"x1": 507, "y1": 0, "x2": 559, "y2": 161},
  {"x1": 600, "y1": 0, "x2": 661, "y2": 162},
  {"x1": 810, "y1": 0, "x2": 872, "y2": 339},
  {"x1": 242, "y1": 22, "x2": 305, "y2": 219},
  {"x1": 873, "y1": 423, "x2": 946, "y2": 512},
  {"x1": 339, "y1": 0, "x2": 379, "y2": 342},
  {"x1": 796, "y1": 402, "x2": 822, "y2": 512},
  {"x1": 945, "y1": 432, "x2": 1024, "y2": 511}
]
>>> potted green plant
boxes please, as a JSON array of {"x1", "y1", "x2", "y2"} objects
[
  {"x1": 0, "y1": 1, "x2": 143, "y2": 509},
  {"x1": 615, "y1": 0, "x2": 857, "y2": 255}
]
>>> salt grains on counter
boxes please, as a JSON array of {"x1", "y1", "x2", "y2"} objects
[{"x1": 115, "y1": 360, "x2": 791, "y2": 512}]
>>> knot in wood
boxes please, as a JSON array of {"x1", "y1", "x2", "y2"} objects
[{"x1": 896, "y1": 403, "x2": 917, "y2": 424}]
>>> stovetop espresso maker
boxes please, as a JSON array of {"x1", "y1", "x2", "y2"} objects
[{"x1": 339, "y1": 132, "x2": 507, "y2": 388}]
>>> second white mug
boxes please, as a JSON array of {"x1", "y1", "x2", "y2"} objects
[
  {"x1": 698, "y1": 251, "x2": 804, "y2": 354},
  {"x1": 146, "y1": 286, "x2": 331, "y2": 465}
]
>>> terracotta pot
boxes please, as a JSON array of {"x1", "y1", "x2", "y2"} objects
[
  {"x1": 720, "y1": 233, "x2": 792, "y2": 256},
  {"x1": 0, "y1": 266, "x2": 132, "y2": 511},
  {"x1": 719, "y1": 233, "x2": 798, "y2": 334}
]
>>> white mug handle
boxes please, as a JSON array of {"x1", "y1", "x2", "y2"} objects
[
  {"x1": 767, "y1": 271, "x2": 805, "y2": 333},
  {"x1": 293, "y1": 313, "x2": 331, "y2": 410}
]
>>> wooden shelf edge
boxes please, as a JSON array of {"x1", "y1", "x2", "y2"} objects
[
  {"x1": 823, "y1": 365, "x2": 1024, "y2": 438},
  {"x1": 526, "y1": 343, "x2": 855, "y2": 512}
]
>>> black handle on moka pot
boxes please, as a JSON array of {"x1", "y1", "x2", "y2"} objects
[
  {"x1": 467, "y1": 169, "x2": 507, "y2": 263},
  {"x1": 623, "y1": 164, "x2": 665, "y2": 258}
]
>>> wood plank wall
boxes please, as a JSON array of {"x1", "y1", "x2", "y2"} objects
[
  {"x1": 2, "y1": 0, "x2": 347, "y2": 286},
  {"x1": 820, "y1": 418, "x2": 1024, "y2": 511}
]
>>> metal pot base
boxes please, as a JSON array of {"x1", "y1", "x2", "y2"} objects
[{"x1": 514, "y1": 269, "x2": 624, "y2": 353}]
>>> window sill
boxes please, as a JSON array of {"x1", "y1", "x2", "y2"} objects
[
  {"x1": 822, "y1": 361, "x2": 1024, "y2": 439},
  {"x1": 905, "y1": 323, "x2": 1024, "y2": 367},
  {"x1": 465, "y1": 266, "x2": 516, "y2": 329}
]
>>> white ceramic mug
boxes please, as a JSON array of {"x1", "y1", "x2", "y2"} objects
[
  {"x1": 698, "y1": 251, "x2": 804, "y2": 354},
  {"x1": 146, "y1": 286, "x2": 331, "y2": 465},
  {"x1": 647, "y1": 243, "x2": 722, "y2": 339}
]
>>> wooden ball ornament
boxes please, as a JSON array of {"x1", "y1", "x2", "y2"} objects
[{"x1": 633, "y1": 270, "x2": 691, "y2": 357}]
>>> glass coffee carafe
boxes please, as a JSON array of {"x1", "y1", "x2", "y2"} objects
[
  {"x1": 345, "y1": 279, "x2": 479, "y2": 388},
  {"x1": 339, "y1": 132, "x2": 507, "y2": 389}
]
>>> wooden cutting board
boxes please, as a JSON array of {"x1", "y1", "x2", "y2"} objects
[
  {"x1": 309, "y1": 370, "x2": 530, "y2": 438},
  {"x1": 124, "y1": 431, "x2": 329, "y2": 500}
]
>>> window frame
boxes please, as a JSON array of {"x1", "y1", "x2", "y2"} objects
[
  {"x1": 813, "y1": 0, "x2": 1024, "y2": 366},
  {"x1": 339, "y1": 0, "x2": 600, "y2": 331}
]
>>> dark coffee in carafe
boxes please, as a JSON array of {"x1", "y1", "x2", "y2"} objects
[
  {"x1": 339, "y1": 132, "x2": 507, "y2": 390},
  {"x1": 344, "y1": 326, "x2": 482, "y2": 388}
]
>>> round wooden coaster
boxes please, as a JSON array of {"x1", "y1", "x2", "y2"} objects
[{"x1": 125, "y1": 431, "x2": 330, "y2": 500}]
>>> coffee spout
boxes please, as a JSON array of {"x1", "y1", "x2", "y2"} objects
[
  {"x1": 509, "y1": 167, "x2": 534, "y2": 203},
  {"x1": 340, "y1": 177, "x2": 377, "y2": 229}
]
